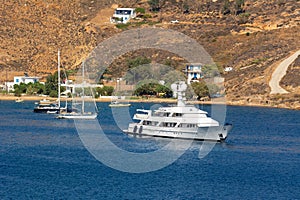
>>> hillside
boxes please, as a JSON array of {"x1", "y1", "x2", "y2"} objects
[{"x1": 0, "y1": 0, "x2": 300, "y2": 108}]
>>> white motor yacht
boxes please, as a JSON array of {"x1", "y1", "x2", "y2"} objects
[{"x1": 124, "y1": 82, "x2": 232, "y2": 141}]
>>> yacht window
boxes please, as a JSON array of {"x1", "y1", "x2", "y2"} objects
[
  {"x1": 143, "y1": 121, "x2": 152, "y2": 125},
  {"x1": 152, "y1": 122, "x2": 158, "y2": 126},
  {"x1": 185, "y1": 124, "x2": 197, "y2": 128}
]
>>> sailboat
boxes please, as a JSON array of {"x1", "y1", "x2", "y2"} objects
[
  {"x1": 57, "y1": 61, "x2": 98, "y2": 120},
  {"x1": 108, "y1": 79, "x2": 130, "y2": 107},
  {"x1": 34, "y1": 51, "x2": 66, "y2": 114}
]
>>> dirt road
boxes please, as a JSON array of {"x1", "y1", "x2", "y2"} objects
[{"x1": 269, "y1": 50, "x2": 300, "y2": 94}]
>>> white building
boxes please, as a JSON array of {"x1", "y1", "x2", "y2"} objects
[
  {"x1": 110, "y1": 8, "x2": 136, "y2": 24},
  {"x1": 184, "y1": 64, "x2": 203, "y2": 84},
  {"x1": 224, "y1": 67, "x2": 233, "y2": 72},
  {"x1": 2, "y1": 82, "x2": 15, "y2": 92},
  {"x1": 14, "y1": 76, "x2": 40, "y2": 85}
]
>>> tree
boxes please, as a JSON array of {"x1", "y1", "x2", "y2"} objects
[
  {"x1": 202, "y1": 64, "x2": 221, "y2": 78},
  {"x1": 127, "y1": 56, "x2": 151, "y2": 69},
  {"x1": 235, "y1": 0, "x2": 245, "y2": 15},
  {"x1": 135, "y1": 7, "x2": 146, "y2": 14},
  {"x1": 95, "y1": 86, "x2": 114, "y2": 97},
  {"x1": 45, "y1": 72, "x2": 58, "y2": 95},
  {"x1": 223, "y1": 0, "x2": 231, "y2": 15},
  {"x1": 134, "y1": 82, "x2": 172, "y2": 98},
  {"x1": 191, "y1": 81, "x2": 209, "y2": 99},
  {"x1": 26, "y1": 82, "x2": 45, "y2": 95},
  {"x1": 148, "y1": 0, "x2": 161, "y2": 12},
  {"x1": 182, "y1": 0, "x2": 190, "y2": 13},
  {"x1": 13, "y1": 82, "x2": 45, "y2": 96},
  {"x1": 207, "y1": 84, "x2": 220, "y2": 97},
  {"x1": 44, "y1": 71, "x2": 67, "y2": 96},
  {"x1": 49, "y1": 90, "x2": 58, "y2": 98}
]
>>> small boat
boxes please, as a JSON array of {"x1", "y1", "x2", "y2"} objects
[
  {"x1": 47, "y1": 110, "x2": 59, "y2": 114},
  {"x1": 34, "y1": 102, "x2": 61, "y2": 113},
  {"x1": 109, "y1": 101, "x2": 131, "y2": 107},
  {"x1": 35, "y1": 98, "x2": 51, "y2": 105},
  {"x1": 124, "y1": 81, "x2": 232, "y2": 142},
  {"x1": 15, "y1": 98, "x2": 24, "y2": 103}
]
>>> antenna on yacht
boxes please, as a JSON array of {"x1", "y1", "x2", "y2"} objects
[{"x1": 171, "y1": 81, "x2": 187, "y2": 107}]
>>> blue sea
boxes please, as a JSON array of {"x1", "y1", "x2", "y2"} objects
[{"x1": 0, "y1": 100, "x2": 299, "y2": 199}]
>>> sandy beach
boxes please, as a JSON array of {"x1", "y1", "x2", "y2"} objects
[
  {"x1": 1, "y1": 94, "x2": 299, "y2": 110},
  {"x1": 0, "y1": 94, "x2": 223, "y2": 104}
]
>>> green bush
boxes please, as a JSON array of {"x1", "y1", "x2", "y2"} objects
[
  {"x1": 142, "y1": 13, "x2": 152, "y2": 18},
  {"x1": 127, "y1": 56, "x2": 151, "y2": 69},
  {"x1": 191, "y1": 81, "x2": 209, "y2": 99},
  {"x1": 134, "y1": 82, "x2": 172, "y2": 98},
  {"x1": 115, "y1": 23, "x2": 130, "y2": 29},
  {"x1": 49, "y1": 90, "x2": 58, "y2": 98},
  {"x1": 95, "y1": 86, "x2": 114, "y2": 97},
  {"x1": 148, "y1": 0, "x2": 160, "y2": 12},
  {"x1": 135, "y1": 7, "x2": 145, "y2": 14}
]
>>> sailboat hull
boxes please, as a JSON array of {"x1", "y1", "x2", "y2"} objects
[{"x1": 56, "y1": 113, "x2": 97, "y2": 119}]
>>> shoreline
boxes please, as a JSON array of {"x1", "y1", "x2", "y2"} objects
[{"x1": 1, "y1": 94, "x2": 299, "y2": 110}]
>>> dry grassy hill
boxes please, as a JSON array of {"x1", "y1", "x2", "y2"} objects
[{"x1": 1, "y1": 0, "x2": 300, "y2": 107}]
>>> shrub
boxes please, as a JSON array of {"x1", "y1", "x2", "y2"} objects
[
  {"x1": 142, "y1": 13, "x2": 152, "y2": 19},
  {"x1": 134, "y1": 82, "x2": 172, "y2": 98},
  {"x1": 49, "y1": 90, "x2": 58, "y2": 98},
  {"x1": 115, "y1": 23, "x2": 130, "y2": 29},
  {"x1": 95, "y1": 86, "x2": 114, "y2": 97},
  {"x1": 135, "y1": 7, "x2": 145, "y2": 14}
]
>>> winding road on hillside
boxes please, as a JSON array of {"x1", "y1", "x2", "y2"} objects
[{"x1": 269, "y1": 50, "x2": 300, "y2": 94}]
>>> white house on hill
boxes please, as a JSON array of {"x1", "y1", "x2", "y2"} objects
[
  {"x1": 110, "y1": 8, "x2": 136, "y2": 24},
  {"x1": 14, "y1": 76, "x2": 40, "y2": 85},
  {"x1": 184, "y1": 64, "x2": 203, "y2": 84}
]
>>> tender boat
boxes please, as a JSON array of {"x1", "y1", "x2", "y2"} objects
[
  {"x1": 124, "y1": 82, "x2": 232, "y2": 142},
  {"x1": 15, "y1": 98, "x2": 24, "y2": 103},
  {"x1": 109, "y1": 101, "x2": 131, "y2": 107},
  {"x1": 34, "y1": 101, "x2": 61, "y2": 113}
]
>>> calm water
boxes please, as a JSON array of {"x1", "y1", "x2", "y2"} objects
[{"x1": 0, "y1": 101, "x2": 299, "y2": 199}]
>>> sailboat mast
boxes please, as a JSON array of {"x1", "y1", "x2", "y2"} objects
[
  {"x1": 58, "y1": 50, "x2": 61, "y2": 109},
  {"x1": 82, "y1": 61, "x2": 85, "y2": 113}
]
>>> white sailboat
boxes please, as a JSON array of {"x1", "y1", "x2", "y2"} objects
[
  {"x1": 108, "y1": 79, "x2": 130, "y2": 107},
  {"x1": 34, "y1": 51, "x2": 66, "y2": 114},
  {"x1": 57, "y1": 61, "x2": 98, "y2": 120}
]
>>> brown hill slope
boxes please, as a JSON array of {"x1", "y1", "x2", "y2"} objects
[{"x1": 1, "y1": 0, "x2": 300, "y2": 107}]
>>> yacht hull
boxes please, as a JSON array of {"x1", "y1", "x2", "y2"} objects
[
  {"x1": 124, "y1": 123, "x2": 232, "y2": 142},
  {"x1": 33, "y1": 107, "x2": 60, "y2": 113}
]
